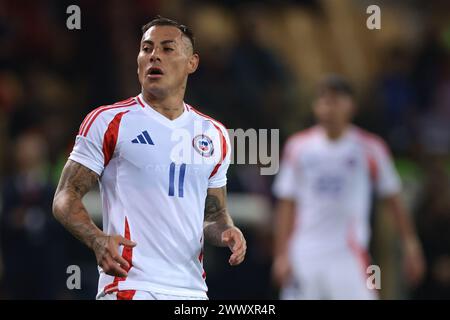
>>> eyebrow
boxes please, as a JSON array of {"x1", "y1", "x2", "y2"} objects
[{"x1": 141, "y1": 39, "x2": 176, "y2": 46}]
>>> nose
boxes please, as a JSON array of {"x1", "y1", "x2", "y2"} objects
[{"x1": 149, "y1": 47, "x2": 161, "y2": 63}]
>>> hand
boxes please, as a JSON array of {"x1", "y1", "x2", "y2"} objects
[
  {"x1": 221, "y1": 227, "x2": 246, "y2": 266},
  {"x1": 92, "y1": 234, "x2": 136, "y2": 277},
  {"x1": 272, "y1": 253, "x2": 292, "y2": 288},
  {"x1": 403, "y1": 238, "x2": 426, "y2": 287}
]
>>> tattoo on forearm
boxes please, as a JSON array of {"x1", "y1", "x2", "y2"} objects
[
  {"x1": 203, "y1": 187, "x2": 233, "y2": 247},
  {"x1": 53, "y1": 160, "x2": 102, "y2": 249},
  {"x1": 204, "y1": 194, "x2": 226, "y2": 221}
]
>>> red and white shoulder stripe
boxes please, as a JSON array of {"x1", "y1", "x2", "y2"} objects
[
  {"x1": 78, "y1": 97, "x2": 138, "y2": 137},
  {"x1": 353, "y1": 126, "x2": 391, "y2": 182},
  {"x1": 186, "y1": 104, "x2": 227, "y2": 131},
  {"x1": 288, "y1": 126, "x2": 320, "y2": 144},
  {"x1": 353, "y1": 126, "x2": 390, "y2": 157},
  {"x1": 283, "y1": 126, "x2": 320, "y2": 163},
  {"x1": 186, "y1": 104, "x2": 229, "y2": 179}
]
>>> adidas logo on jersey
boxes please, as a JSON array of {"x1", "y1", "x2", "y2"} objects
[{"x1": 131, "y1": 130, "x2": 154, "y2": 145}]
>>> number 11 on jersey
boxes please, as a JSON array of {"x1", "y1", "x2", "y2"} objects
[{"x1": 168, "y1": 162, "x2": 186, "y2": 198}]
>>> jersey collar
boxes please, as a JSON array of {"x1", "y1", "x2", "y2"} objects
[{"x1": 136, "y1": 94, "x2": 190, "y2": 128}]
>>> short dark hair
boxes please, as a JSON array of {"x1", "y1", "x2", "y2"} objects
[
  {"x1": 316, "y1": 74, "x2": 354, "y2": 98},
  {"x1": 141, "y1": 16, "x2": 195, "y2": 51}
]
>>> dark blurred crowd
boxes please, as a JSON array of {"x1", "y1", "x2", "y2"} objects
[{"x1": 0, "y1": 0, "x2": 449, "y2": 299}]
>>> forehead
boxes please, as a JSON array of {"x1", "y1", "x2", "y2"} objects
[{"x1": 142, "y1": 25, "x2": 183, "y2": 43}]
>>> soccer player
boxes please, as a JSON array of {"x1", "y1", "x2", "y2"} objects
[
  {"x1": 272, "y1": 75, "x2": 425, "y2": 299},
  {"x1": 52, "y1": 17, "x2": 246, "y2": 300}
]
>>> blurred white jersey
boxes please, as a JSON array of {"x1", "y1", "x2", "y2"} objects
[
  {"x1": 69, "y1": 94, "x2": 230, "y2": 299},
  {"x1": 273, "y1": 125, "x2": 401, "y2": 298}
]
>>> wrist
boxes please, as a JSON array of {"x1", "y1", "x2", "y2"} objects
[
  {"x1": 88, "y1": 230, "x2": 107, "y2": 250},
  {"x1": 222, "y1": 225, "x2": 236, "y2": 232},
  {"x1": 217, "y1": 224, "x2": 234, "y2": 236}
]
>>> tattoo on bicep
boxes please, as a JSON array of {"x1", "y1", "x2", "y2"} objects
[
  {"x1": 53, "y1": 160, "x2": 101, "y2": 248},
  {"x1": 57, "y1": 160, "x2": 99, "y2": 198}
]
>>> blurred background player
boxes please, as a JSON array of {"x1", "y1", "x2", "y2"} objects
[
  {"x1": 272, "y1": 75, "x2": 425, "y2": 299},
  {"x1": 52, "y1": 17, "x2": 246, "y2": 300}
]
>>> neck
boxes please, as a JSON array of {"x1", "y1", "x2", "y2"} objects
[
  {"x1": 141, "y1": 89, "x2": 185, "y2": 120},
  {"x1": 323, "y1": 125, "x2": 349, "y2": 141}
]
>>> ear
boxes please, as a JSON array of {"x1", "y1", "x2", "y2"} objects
[{"x1": 187, "y1": 53, "x2": 199, "y2": 74}]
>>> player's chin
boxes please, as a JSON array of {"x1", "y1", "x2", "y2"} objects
[
  {"x1": 144, "y1": 77, "x2": 163, "y2": 86},
  {"x1": 144, "y1": 82, "x2": 167, "y2": 97}
]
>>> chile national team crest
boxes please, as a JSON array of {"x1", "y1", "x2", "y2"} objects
[{"x1": 192, "y1": 134, "x2": 214, "y2": 157}]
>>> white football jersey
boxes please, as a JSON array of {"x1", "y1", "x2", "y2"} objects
[
  {"x1": 69, "y1": 94, "x2": 231, "y2": 298},
  {"x1": 273, "y1": 125, "x2": 401, "y2": 262}
]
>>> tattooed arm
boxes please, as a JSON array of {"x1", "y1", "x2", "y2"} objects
[
  {"x1": 52, "y1": 160, "x2": 135, "y2": 277},
  {"x1": 203, "y1": 187, "x2": 246, "y2": 266}
]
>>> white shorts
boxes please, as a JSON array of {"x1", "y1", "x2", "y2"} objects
[
  {"x1": 97, "y1": 290, "x2": 209, "y2": 300},
  {"x1": 281, "y1": 251, "x2": 378, "y2": 300}
]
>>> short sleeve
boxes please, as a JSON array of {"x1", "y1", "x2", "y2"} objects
[
  {"x1": 68, "y1": 112, "x2": 107, "y2": 176},
  {"x1": 272, "y1": 138, "x2": 299, "y2": 200},
  {"x1": 208, "y1": 125, "x2": 231, "y2": 188},
  {"x1": 372, "y1": 140, "x2": 402, "y2": 197}
]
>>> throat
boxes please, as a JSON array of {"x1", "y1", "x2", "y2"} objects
[
  {"x1": 325, "y1": 126, "x2": 349, "y2": 141},
  {"x1": 155, "y1": 106, "x2": 184, "y2": 120},
  {"x1": 141, "y1": 94, "x2": 185, "y2": 120}
]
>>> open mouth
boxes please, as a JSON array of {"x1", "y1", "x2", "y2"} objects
[{"x1": 147, "y1": 67, "x2": 164, "y2": 78}]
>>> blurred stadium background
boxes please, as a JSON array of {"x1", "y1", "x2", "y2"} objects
[{"x1": 1, "y1": 0, "x2": 450, "y2": 299}]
